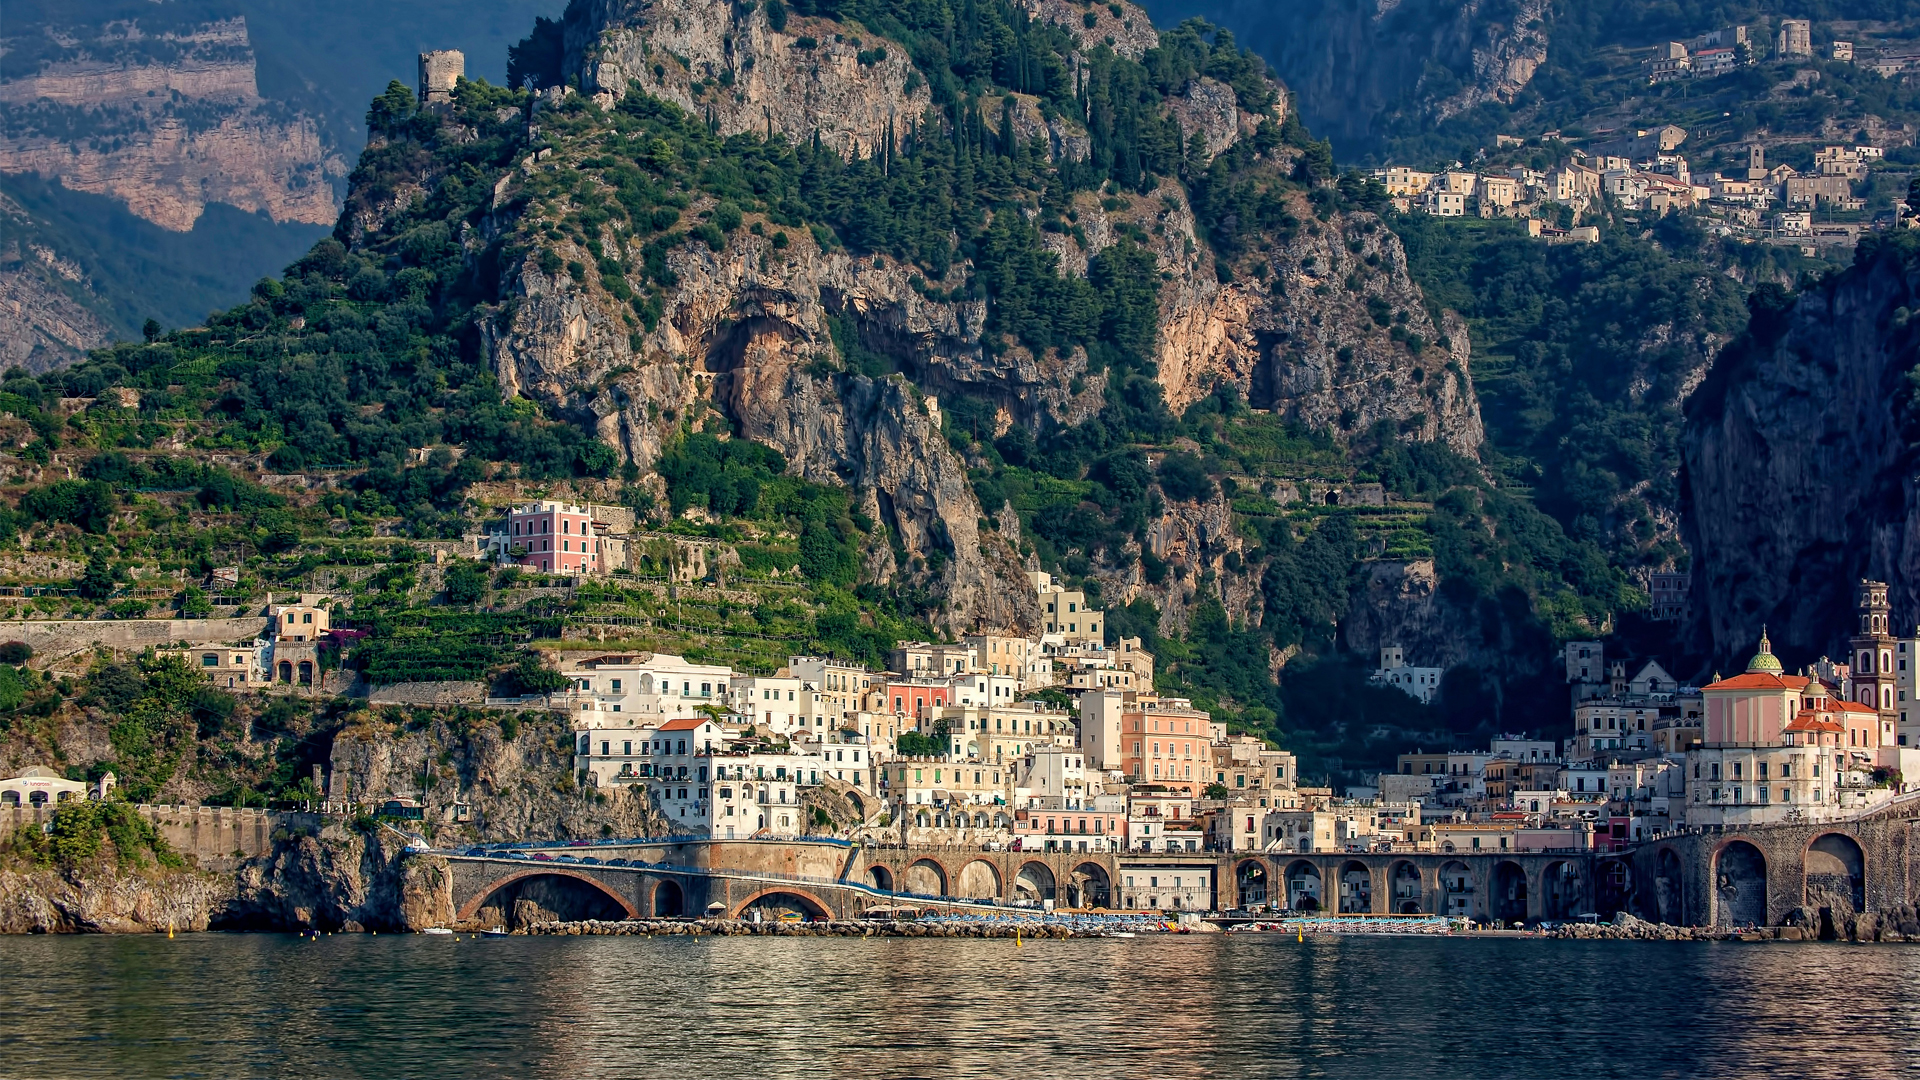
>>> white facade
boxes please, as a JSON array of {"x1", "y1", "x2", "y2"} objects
[{"x1": 1370, "y1": 646, "x2": 1443, "y2": 704}]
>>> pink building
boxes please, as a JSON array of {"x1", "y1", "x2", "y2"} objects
[
  {"x1": 886, "y1": 678, "x2": 952, "y2": 718},
  {"x1": 508, "y1": 500, "x2": 601, "y2": 574}
]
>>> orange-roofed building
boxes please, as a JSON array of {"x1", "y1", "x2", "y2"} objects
[
  {"x1": 1700, "y1": 630, "x2": 1813, "y2": 747},
  {"x1": 1686, "y1": 634, "x2": 1911, "y2": 827}
]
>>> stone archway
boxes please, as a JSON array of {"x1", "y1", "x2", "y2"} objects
[
  {"x1": 1491, "y1": 861, "x2": 1528, "y2": 925},
  {"x1": 903, "y1": 858, "x2": 948, "y2": 897},
  {"x1": 956, "y1": 859, "x2": 1000, "y2": 900},
  {"x1": 1541, "y1": 861, "x2": 1580, "y2": 920},
  {"x1": 653, "y1": 878, "x2": 684, "y2": 917},
  {"x1": 1068, "y1": 863, "x2": 1110, "y2": 909},
  {"x1": 865, "y1": 864, "x2": 895, "y2": 891},
  {"x1": 1284, "y1": 860, "x2": 1321, "y2": 911},
  {"x1": 1235, "y1": 859, "x2": 1269, "y2": 907},
  {"x1": 1390, "y1": 861, "x2": 1421, "y2": 913},
  {"x1": 1015, "y1": 861, "x2": 1056, "y2": 903},
  {"x1": 1804, "y1": 833, "x2": 1866, "y2": 938},
  {"x1": 1337, "y1": 861, "x2": 1373, "y2": 913},
  {"x1": 1439, "y1": 860, "x2": 1473, "y2": 917},
  {"x1": 1653, "y1": 848, "x2": 1684, "y2": 924},
  {"x1": 733, "y1": 888, "x2": 832, "y2": 921},
  {"x1": 461, "y1": 870, "x2": 637, "y2": 928},
  {"x1": 1714, "y1": 840, "x2": 1768, "y2": 929}
]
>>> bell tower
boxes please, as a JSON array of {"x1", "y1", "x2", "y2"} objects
[{"x1": 1851, "y1": 579, "x2": 1894, "y2": 718}]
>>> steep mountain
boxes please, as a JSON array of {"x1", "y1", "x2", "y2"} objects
[
  {"x1": 0, "y1": 0, "x2": 566, "y2": 361},
  {"x1": 1139, "y1": 0, "x2": 1920, "y2": 164},
  {"x1": 0, "y1": 0, "x2": 1690, "y2": 789},
  {"x1": 1681, "y1": 228, "x2": 1920, "y2": 670},
  {"x1": 1141, "y1": 0, "x2": 1549, "y2": 156}
]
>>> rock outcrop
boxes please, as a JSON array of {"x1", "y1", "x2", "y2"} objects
[
  {"x1": 0, "y1": 222, "x2": 115, "y2": 371},
  {"x1": 328, "y1": 710, "x2": 673, "y2": 842},
  {"x1": 224, "y1": 827, "x2": 451, "y2": 931},
  {"x1": 0, "y1": 860, "x2": 232, "y2": 933},
  {"x1": 0, "y1": 17, "x2": 345, "y2": 232},
  {"x1": 1139, "y1": 0, "x2": 1546, "y2": 153},
  {"x1": 576, "y1": 0, "x2": 932, "y2": 156},
  {"x1": 471, "y1": 0, "x2": 1477, "y2": 634},
  {"x1": 1680, "y1": 238, "x2": 1920, "y2": 666}
]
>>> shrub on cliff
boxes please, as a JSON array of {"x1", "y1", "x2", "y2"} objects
[{"x1": 4, "y1": 800, "x2": 183, "y2": 871}]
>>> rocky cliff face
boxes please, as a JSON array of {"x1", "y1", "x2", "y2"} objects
[
  {"x1": 466, "y1": 0, "x2": 1478, "y2": 634},
  {"x1": 577, "y1": 0, "x2": 934, "y2": 157},
  {"x1": 1681, "y1": 237, "x2": 1920, "y2": 667},
  {"x1": 0, "y1": 859, "x2": 232, "y2": 933},
  {"x1": 328, "y1": 709, "x2": 672, "y2": 842},
  {"x1": 225, "y1": 828, "x2": 454, "y2": 931},
  {"x1": 0, "y1": 189, "x2": 115, "y2": 370},
  {"x1": 0, "y1": 17, "x2": 346, "y2": 232},
  {"x1": 1142, "y1": 0, "x2": 1546, "y2": 154}
]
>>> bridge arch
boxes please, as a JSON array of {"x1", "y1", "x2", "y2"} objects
[
  {"x1": 1234, "y1": 859, "x2": 1269, "y2": 907},
  {"x1": 1337, "y1": 860, "x2": 1373, "y2": 913},
  {"x1": 865, "y1": 863, "x2": 895, "y2": 892},
  {"x1": 653, "y1": 878, "x2": 685, "y2": 917},
  {"x1": 1438, "y1": 860, "x2": 1473, "y2": 917},
  {"x1": 956, "y1": 859, "x2": 1001, "y2": 900},
  {"x1": 1389, "y1": 860, "x2": 1422, "y2": 913},
  {"x1": 1804, "y1": 833, "x2": 1867, "y2": 936},
  {"x1": 1284, "y1": 860, "x2": 1321, "y2": 911},
  {"x1": 1541, "y1": 860, "x2": 1581, "y2": 920},
  {"x1": 903, "y1": 857, "x2": 949, "y2": 897},
  {"x1": 1068, "y1": 863, "x2": 1111, "y2": 909},
  {"x1": 1713, "y1": 839, "x2": 1768, "y2": 929},
  {"x1": 732, "y1": 888, "x2": 832, "y2": 921},
  {"x1": 1652, "y1": 847, "x2": 1684, "y2": 924},
  {"x1": 457, "y1": 868, "x2": 638, "y2": 925},
  {"x1": 1491, "y1": 861, "x2": 1529, "y2": 924},
  {"x1": 1015, "y1": 861, "x2": 1056, "y2": 903}
]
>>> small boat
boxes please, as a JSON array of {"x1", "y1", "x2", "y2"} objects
[
  {"x1": 421, "y1": 927, "x2": 455, "y2": 935},
  {"x1": 480, "y1": 928, "x2": 510, "y2": 937},
  {"x1": 1109, "y1": 931, "x2": 1136, "y2": 938}
]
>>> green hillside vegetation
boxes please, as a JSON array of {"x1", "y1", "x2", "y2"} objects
[
  {"x1": 0, "y1": 0, "x2": 1769, "y2": 794},
  {"x1": 1369, "y1": 2, "x2": 1920, "y2": 168}
]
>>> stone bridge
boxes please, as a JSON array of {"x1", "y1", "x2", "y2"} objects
[
  {"x1": 1613, "y1": 795, "x2": 1920, "y2": 932},
  {"x1": 442, "y1": 799, "x2": 1920, "y2": 930}
]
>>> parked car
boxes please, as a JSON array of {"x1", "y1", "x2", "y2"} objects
[
  {"x1": 607, "y1": 859, "x2": 629, "y2": 867},
  {"x1": 577, "y1": 857, "x2": 600, "y2": 865},
  {"x1": 530, "y1": 853, "x2": 554, "y2": 862},
  {"x1": 462, "y1": 847, "x2": 487, "y2": 857},
  {"x1": 507, "y1": 852, "x2": 531, "y2": 861},
  {"x1": 555, "y1": 855, "x2": 579, "y2": 863}
]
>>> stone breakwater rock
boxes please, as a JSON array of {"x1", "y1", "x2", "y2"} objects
[
  {"x1": 1548, "y1": 914, "x2": 1730, "y2": 942},
  {"x1": 1547, "y1": 911, "x2": 1920, "y2": 943},
  {"x1": 518, "y1": 918, "x2": 1094, "y2": 938}
]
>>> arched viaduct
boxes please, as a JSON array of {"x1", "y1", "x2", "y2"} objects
[
  {"x1": 1615, "y1": 798, "x2": 1920, "y2": 932},
  {"x1": 442, "y1": 801, "x2": 1920, "y2": 929}
]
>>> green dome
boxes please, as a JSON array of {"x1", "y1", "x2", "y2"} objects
[{"x1": 1746, "y1": 629, "x2": 1783, "y2": 674}]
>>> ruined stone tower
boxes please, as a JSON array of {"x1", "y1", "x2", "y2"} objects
[{"x1": 418, "y1": 50, "x2": 464, "y2": 105}]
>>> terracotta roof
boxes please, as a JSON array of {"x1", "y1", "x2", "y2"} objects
[
  {"x1": 1786, "y1": 713, "x2": 1842, "y2": 732},
  {"x1": 658, "y1": 716, "x2": 713, "y2": 731},
  {"x1": 1830, "y1": 700, "x2": 1879, "y2": 715},
  {"x1": 1705, "y1": 672, "x2": 1801, "y2": 691}
]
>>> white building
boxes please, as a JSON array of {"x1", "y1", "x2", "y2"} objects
[
  {"x1": 1370, "y1": 646, "x2": 1443, "y2": 704},
  {"x1": 561, "y1": 652, "x2": 735, "y2": 723}
]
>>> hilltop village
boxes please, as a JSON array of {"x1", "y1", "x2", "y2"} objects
[
  {"x1": 1374, "y1": 18, "x2": 1920, "y2": 254},
  {"x1": 23, "y1": 503, "x2": 1912, "y2": 920}
]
